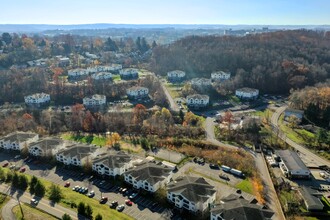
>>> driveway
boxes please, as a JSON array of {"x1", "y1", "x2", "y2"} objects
[{"x1": 160, "y1": 81, "x2": 179, "y2": 112}]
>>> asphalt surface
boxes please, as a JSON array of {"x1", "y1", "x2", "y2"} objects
[
  {"x1": 160, "y1": 82, "x2": 179, "y2": 112},
  {"x1": 0, "y1": 184, "x2": 78, "y2": 220},
  {"x1": 1, "y1": 198, "x2": 17, "y2": 220},
  {"x1": 271, "y1": 106, "x2": 330, "y2": 167}
]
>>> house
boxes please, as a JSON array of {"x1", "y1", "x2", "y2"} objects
[
  {"x1": 126, "y1": 86, "x2": 149, "y2": 99},
  {"x1": 210, "y1": 194, "x2": 274, "y2": 220},
  {"x1": 28, "y1": 138, "x2": 65, "y2": 157},
  {"x1": 92, "y1": 152, "x2": 133, "y2": 177},
  {"x1": 186, "y1": 94, "x2": 209, "y2": 109},
  {"x1": 167, "y1": 176, "x2": 216, "y2": 213},
  {"x1": 83, "y1": 94, "x2": 106, "y2": 107},
  {"x1": 58, "y1": 57, "x2": 70, "y2": 67},
  {"x1": 87, "y1": 67, "x2": 98, "y2": 74},
  {"x1": 24, "y1": 93, "x2": 50, "y2": 107},
  {"x1": 85, "y1": 52, "x2": 98, "y2": 59},
  {"x1": 167, "y1": 70, "x2": 185, "y2": 83},
  {"x1": 235, "y1": 88, "x2": 259, "y2": 100},
  {"x1": 108, "y1": 64, "x2": 123, "y2": 73},
  {"x1": 56, "y1": 144, "x2": 98, "y2": 166},
  {"x1": 211, "y1": 71, "x2": 231, "y2": 81},
  {"x1": 124, "y1": 161, "x2": 173, "y2": 193},
  {"x1": 191, "y1": 78, "x2": 212, "y2": 87},
  {"x1": 0, "y1": 132, "x2": 39, "y2": 151},
  {"x1": 299, "y1": 186, "x2": 324, "y2": 211},
  {"x1": 91, "y1": 72, "x2": 112, "y2": 80},
  {"x1": 275, "y1": 150, "x2": 311, "y2": 179},
  {"x1": 284, "y1": 108, "x2": 304, "y2": 123},
  {"x1": 120, "y1": 68, "x2": 139, "y2": 80},
  {"x1": 68, "y1": 68, "x2": 89, "y2": 78}
]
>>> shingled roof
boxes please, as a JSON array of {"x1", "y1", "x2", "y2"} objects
[
  {"x1": 168, "y1": 176, "x2": 216, "y2": 203},
  {"x1": 211, "y1": 194, "x2": 274, "y2": 220},
  {"x1": 93, "y1": 152, "x2": 131, "y2": 168}
]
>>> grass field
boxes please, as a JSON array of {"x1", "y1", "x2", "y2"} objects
[
  {"x1": 13, "y1": 203, "x2": 58, "y2": 220},
  {"x1": 61, "y1": 133, "x2": 107, "y2": 146},
  {"x1": 164, "y1": 82, "x2": 183, "y2": 99},
  {"x1": 112, "y1": 74, "x2": 121, "y2": 82},
  {"x1": 235, "y1": 179, "x2": 254, "y2": 194}
]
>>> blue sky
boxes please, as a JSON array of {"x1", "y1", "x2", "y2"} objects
[{"x1": 1, "y1": 0, "x2": 329, "y2": 25}]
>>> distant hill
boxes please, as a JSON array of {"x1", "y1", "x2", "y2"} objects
[{"x1": 0, "y1": 23, "x2": 330, "y2": 33}]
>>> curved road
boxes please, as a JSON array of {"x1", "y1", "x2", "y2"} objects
[
  {"x1": 271, "y1": 106, "x2": 330, "y2": 167},
  {"x1": 1, "y1": 198, "x2": 17, "y2": 220}
]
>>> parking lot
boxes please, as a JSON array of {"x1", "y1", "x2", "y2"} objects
[{"x1": 0, "y1": 152, "x2": 180, "y2": 220}]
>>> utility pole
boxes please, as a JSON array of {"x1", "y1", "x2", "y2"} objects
[{"x1": 17, "y1": 198, "x2": 24, "y2": 219}]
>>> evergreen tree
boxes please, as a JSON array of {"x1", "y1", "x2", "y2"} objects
[
  {"x1": 12, "y1": 172, "x2": 19, "y2": 188},
  {"x1": 77, "y1": 202, "x2": 86, "y2": 216},
  {"x1": 85, "y1": 204, "x2": 93, "y2": 219},
  {"x1": 95, "y1": 214, "x2": 103, "y2": 220},
  {"x1": 151, "y1": 40, "x2": 157, "y2": 48},
  {"x1": 18, "y1": 175, "x2": 29, "y2": 191},
  {"x1": 141, "y1": 37, "x2": 150, "y2": 53},
  {"x1": 135, "y1": 37, "x2": 142, "y2": 52},
  {"x1": 2, "y1": 33, "x2": 12, "y2": 44},
  {"x1": 49, "y1": 184, "x2": 62, "y2": 203},
  {"x1": 34, "y1": 181, "x2": 46, "y2": 197},
  {"x1": 29, "y1": 176, "x2": 38, "y2": 194},
  {"x1": 62, "y1": 213, "x2": 72, "y2": 220}
]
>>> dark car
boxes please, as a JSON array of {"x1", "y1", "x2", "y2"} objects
[
  {"x1": 110, "y1": 201, "x2": 118, "y2": 208},
  {"x1": 99, "y1": 196, "x2": 108, "y2": 204},
  {"x1": 209, "y1": 164, "x2": 219, "y2": 169}
]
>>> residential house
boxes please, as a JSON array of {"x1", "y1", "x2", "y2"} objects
[
  {"x1": 284, "y1": 108, "x2": 304, "y2": 123},
  {"x1": 0, "y1": 132, "x2": 39, "y2": 151},
  {"x1": 83, "y1": 94, "x2": 106, "y2": 107},
  {"x1": 275, "y1": 150, "x2": 311, "y2": 179},
  {"x1": 126, "y1": 86, "x2": 149, "y2": 99},
  {"x1": 167, "y1": 70, "x2": 185, "y2": 83},
  {"x1": 167, "y1": 176, "x2": 216, "y2": 213},
  {"x1": 186, "y1": 94, "x2": 209, "y2": 109},
  {"x1": 235, "y1": 88, "x2": 259, "y2": 100},
  {"x1": 108, "y1": 64, "x2": 123, "y2": 73},
  {"x1": 24, "y1": 93, "x2": 50, "y2": 107},
  {"x1": 87, "y1": 66, "x2": 98, "y2": 74},
  {"x1": 92, "y1": 152, "x2": 133, "y2": 177},
  {"x1": 68, "y1": 68, "x2": 89, "y2": 78},
  {"x1": 191, "y1": 78, "x2": 212, "y2": 87},
  {"x1": 57, "y1": 57, "x2": 70, "y2": 67},
  {"x1": 85, "y1": 52, "x2": 98, "y2": 59},
  {"x1": 210, "y1": 194, "x2": 274, "y2": 220},
  {"x1": 211, "y1": 71, "x2": 231, "y2": 81},
  {"x1": 124, "y1": 162, "x2": 172, "y2": 193},
  {"x1": 120, "y1": 68, "x2": 139, "y2": 80},
  {"x1": 91, "y1": 72, "x2": 112, "y2": 81},
  {"x1": 56, "y1": 144, "x2": 98, "y2": 166},
  {"x1": 299, "y1": 186, "x2": 324, "y2": 211},
  {"x1": 28, "y1": 138, "x2": 65, "y2": 157}
]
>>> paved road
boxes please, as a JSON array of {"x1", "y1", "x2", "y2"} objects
[
  {"x1": 0, "y1": 184, "x2": 78, "y2": 220},
  {"x1": 204, "y1": 117, "x2": 238, "y2": 149},
  {"x1": 160, "y1": 81, "x2": 179, "y2": 112},
  {"x1": 271, "y1": 106, "x2": 330, "y2": 167},
  {"x1": 1, "y1": 198, "x2": 17, "y2": 220},
  {"x1": 255, "y1": 154, "x2": 286, "y2": 220}
]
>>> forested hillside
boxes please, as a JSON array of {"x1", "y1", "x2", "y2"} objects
[{"x1": 151, "y1": 30, "x2": 330, "y2": 94}]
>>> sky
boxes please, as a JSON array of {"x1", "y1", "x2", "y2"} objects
[{"x1": 0, "y1": 0, "x2": 329, "y2": 25}]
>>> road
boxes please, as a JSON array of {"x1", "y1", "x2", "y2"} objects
[
  {"x1": 160, "y1": 81, "x2": 179, "y2": 112},
  {"x1": 255, "y1": 153, "x2": 286, "y2": 220},
  {"x1": 1, "y1": 198, "x2": 17, "y2": 220},
  {"x1": 271, "y1": 106, "x2": 330, "y2": 167},
  {"x1": 0, "y1": 184, "x2": 78, "y2": 220}
]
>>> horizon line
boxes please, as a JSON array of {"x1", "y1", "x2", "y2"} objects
[{"x1": 0, "y1": 23, "x2": 330, "y2": 26}]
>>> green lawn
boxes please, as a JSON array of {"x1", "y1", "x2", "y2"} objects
[
  {"x1": 13, "y1": 203, "x2": 58, "y2": 220},
  {"x1": 235, "y1": 179, "x2": 254, "y2": 194},
  {"x1": 0, "y1": 193, "x2": 10, "y2": 211},
  {"x1": 61, "y1": 133, "x2": 106, "y2": 146},
  {"x1": 164, "y1": 82, "x2": 183, "y2": 99},
  {"x1": 112, "y1": 74, "x2": 121, "y2": 82}
]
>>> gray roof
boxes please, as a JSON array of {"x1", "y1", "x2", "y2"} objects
[
  {"x1": 276, "y1": 150, "x2": 309, "y2": 171},
  {"x1": 236, "y1": 87, "x2": 259, "y2": 93},
  {"x1": 168, "y1": 176, "x2": 216, "y2": 203},
  {"x1": 57, "y1": 144, "x2": 97, "y2": 160},
  {"x1": 299, "y1": 186, "x2": 324, "y2": 210},
  {"x1": 29, "y1": 138, "x2": 63, "y2": 151},
  {"x1": 93, "y1": 152, "x2": 131, "y2": 169},
  {"x1": 186, "y1": 94, "x2": 209, "y2": 100},
  {"x1": 1, "y1": 132, "x2": 37, "y2": 143},
  {"x1": 125, "y1": 162, "x2": 172, "y2": 185},
  {"x1": 211, "y1": 194, "x2": 274, "y2": 220}
]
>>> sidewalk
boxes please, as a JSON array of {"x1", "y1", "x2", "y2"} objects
[{"x1": 0, "y1": 184, "x2": 78, "y2": 220}]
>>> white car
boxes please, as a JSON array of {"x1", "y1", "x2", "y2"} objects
[{"x1": 30, "y1": 198, "x2": 38, "y2": 205}]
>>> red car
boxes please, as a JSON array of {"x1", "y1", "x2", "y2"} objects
[
  {"x1": 2, "y1": 162, "x2": 9, "y2": 167},
  {"x1": 125, "y1": 199, "x2": 133, "y2": 206},
  {"x1": 64, "y1": 182, "x2": 70, "y2": 187},
  {"x1": 20, "y1": 167, "x2": 26, "y2": 172}
]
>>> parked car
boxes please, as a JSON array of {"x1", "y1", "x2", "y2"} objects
[
  {"x1": 116, "y1": 204, "x2": 125, "y2": 212},
  {"x1": 110, "y1": 201, "x2": 118, "y2": 208},
  {"x1": 14, "y1": 155, "x2": 21, "y2": 159},
  {"x1": 9, "y1": 165, "x2": 16, "y2": 169},
  {"x1": 209, "y1": 164, "x2": 219, "y2": 169},
  {"x1": 129, "y1": 192, "x2": 138, "y2": 199},
  {"x1": 125, "y1": 199, "x2": 133, "y2": 206},
  {"x1": 64, "y1": 182, "x2": 70, "y2": 187},
  {"x1": 2, "y1": 162, "x2": 9, "y2": 167},
  {"x1": 121, "y1": 188, "x2": 128, "y2": 194},
  {"x1": 99, "y1": 196, "x2": 108, "y2": 204},
  {"x1": 87, "y1": 190, "x2": 95, "y2": 198},
  {"x1": 19, "y1": 167, "x2": 26, "y2": 172},
  {"x1": 30, "y1": 198, "x2": 38, "y2": 205}
]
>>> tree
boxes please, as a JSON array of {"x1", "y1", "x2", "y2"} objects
[
  {"x1": 135, "y1": 37, "x2": 142, "y2": 52},
  {"x1": 77, "y1": 202, "x2": 86, "y2": 216},
  {"x1": 18, "y1": 175, "x2": 29, "y2": 191},
  {"x1": 21, "y1": 143, "x2": 29, "y2": 158},
  {"x1": 62, "y1": 213, "x2": 72, "y2": 220},
  {"x1": 85, "y1": 204, "x2": 93, "y2": 219},
  {"x1": 95, "y1": 214, "x2": 103, "y2": 220},
  {"x1": 316, "y1": 128, "x2": 329, "y2": 146},
  {"x1": 12, "y1": 172, "x2": 19, "y2": 188},
  {"x1": 151, "y1": 40, "x2": 157, "y2": 48},
  {"x1": 48, "y1": 184, "x2": 63, "y2": 203},
  {"x1": 31, "y1": 176, "x2": 41, "y2": 193},
  {"x1": 2, "y1": 32, "x2": 12, "y2": 44},
  {"x1": 141, "y1": 37, "x2": 150, "y2": 53},
  {"x1": 34, "y1": 181, "x2": 46, "y2": 197},
  {"x1": 132, "y1": 104, "x2": 147, "y2": 126},
  {"x1": 287, "y1": 115, "x2": 299, "y2": 128}
]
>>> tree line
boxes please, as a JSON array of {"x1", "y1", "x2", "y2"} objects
[{"x1": 150, "y1": 30, "x2": 330, "y2": 94}]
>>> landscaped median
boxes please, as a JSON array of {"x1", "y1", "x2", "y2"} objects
[{"x1": 0, "y1": 167, "x2": 133, "y2": 220}]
